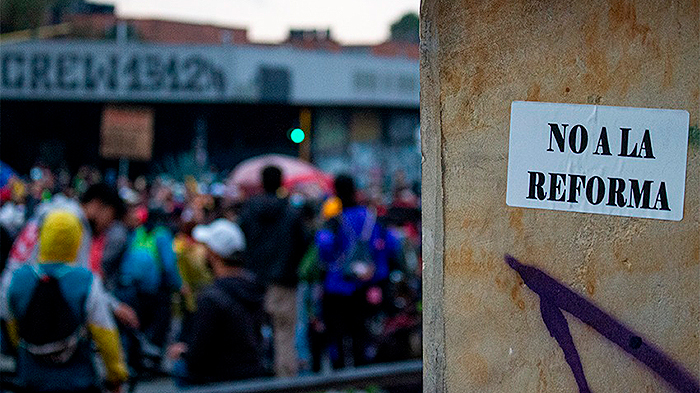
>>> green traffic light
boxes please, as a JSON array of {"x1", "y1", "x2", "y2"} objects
[{"x1": 290, "y1": 128, "x2": 305, "y2": 143}]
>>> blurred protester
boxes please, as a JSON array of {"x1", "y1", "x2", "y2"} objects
[
  {"x1": 0, "y1": 210, "x2": 128, "y2": 393},
  {"x1": 24, "y1": 167, "x2": 55, "y2": 221},
  {"x1": 82, "y1": 185, "x2": 128, "y2": 287},
  {"x1": 239, "y1": 166, "x2": 310, "y2": 377},
  {"x1": 123, "y1": 197, "x2": 148, "y2": 232},
  {"x1": 297, "y1": 196, "x2": 342, "y2": 373},
  {"x1": 5, "y1": 197, "x2": 87, "y2": 273},
  {"x1": 0, "y1": 185, "x2": 141, "y2": 369},
  {"x1": 0, "y1": 179, "x2": 26, "y2": 238},
  {"x1": 168, "y1": 219, "x2": 265, "y2": 386},
  {"x1": 0, "y1": 177, "x2": 26, "y2": 272},
  {"x1": 374, "y1": 194, "x2": 422, "y2": 363},
  {"x1": 0, "y1": 186, "x2": 125, "y2": 351},
  {"x1": 0, "y1": 226, "x2": 11, "y2": 274},
  {"x1": 387, "y1": 185, "x2": 421, "y2": 273},
  {"x1": 56, "y1": 168, "x2": 71, "y2": 194},
  {"x1": 150, "y1": 182, "x2": 177, "y2": 216},
  {"x1": 133, "y1": 176, "x2": 149, "y2": 206},
  {"x1": 315, "y1": 175, "x2": 399, "y2": 369},
  {"x1": 173, "y1": 212, "x2": 212, "y2": 326},
  {"x1": 1, "y1": 195, "x2": 92, "y2": 359},
  {"x1": 117, "y1": 208, "x2": 184, "y2": 373},
  {"x1": 80, "y1": 184, "x2": 140, "y2": 331}
]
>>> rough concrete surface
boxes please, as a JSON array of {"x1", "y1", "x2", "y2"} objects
[{"x1": 421, "y1": 0, "x2": 699, "y2": 392}]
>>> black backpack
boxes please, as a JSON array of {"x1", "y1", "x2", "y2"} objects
[{"x1": 17, "y1": 266, "x2": 87, "y2": 364}]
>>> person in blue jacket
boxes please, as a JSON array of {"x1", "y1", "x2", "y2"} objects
[{"x1": 315, "y1": 175, "x2": 399, "y2": 369}]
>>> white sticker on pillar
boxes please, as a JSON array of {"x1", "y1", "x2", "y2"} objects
[{"x1": 506, "y1": 101, "x2": 689, "y2": 221}]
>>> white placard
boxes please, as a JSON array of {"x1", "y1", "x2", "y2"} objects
[{"x1": 506, "y1": 101, "x2": 689, "y2": 221}]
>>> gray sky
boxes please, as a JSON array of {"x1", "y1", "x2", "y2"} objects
[{"x1": 92, "y1": 0, "x2": 419, "y2": 44}]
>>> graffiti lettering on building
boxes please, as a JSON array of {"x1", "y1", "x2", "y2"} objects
[{"x1": 1, "y1": 51, "x2": 226, "y2": 94}]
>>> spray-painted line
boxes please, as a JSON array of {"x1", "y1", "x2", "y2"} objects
[
  {"x1": 505, "y1": 255, "x2": 699, "y2": 393},
  {"x1": 539, "y1": 299, "x2": 592, "y2": 393}
]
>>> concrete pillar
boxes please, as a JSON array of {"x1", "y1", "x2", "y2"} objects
[{"x1": 421, "y1": 1, "x2": 699, "y2": 392}]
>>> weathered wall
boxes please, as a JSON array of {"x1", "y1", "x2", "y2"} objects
[{"x1": 421, "y1": 0, "x2": 699, "y2": 392}]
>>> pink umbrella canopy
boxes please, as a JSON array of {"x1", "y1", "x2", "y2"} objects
[{"x1": 227, "y1": 154, "x2": 333, "y2": 197}]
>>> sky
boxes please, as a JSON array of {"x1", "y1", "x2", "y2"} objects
[{"x1": 91, "y1": 0, "x2": 420, "y2": 45}]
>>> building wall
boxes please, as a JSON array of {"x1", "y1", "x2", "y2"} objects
[
  {"x1": 421, "y1": 0, "x2": 699, "y2": 392},
  {"x1": 312, "y1": 107, "x2": 420, "y2": 190},
  {"x1": 0, "y1": 39, "x2": 419, "y2": 178},
  {"x1": 67, "y1": 14, "x2": 249, "y2": 44},
  {"x1": 0, "y1": 40, "x2": 419, "y2": 107}
]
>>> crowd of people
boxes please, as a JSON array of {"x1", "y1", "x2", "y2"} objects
[{"x1": 0, "y1": 163, "x2": 421, "y2": 392}]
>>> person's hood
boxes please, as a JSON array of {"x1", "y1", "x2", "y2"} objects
[
  {"x1": 249, "y1": 193, "x2": 288, "y2": 223},
  {"x1": 6, "y1": 195, "x2": 93, "y2": 270},
  {"x1": 215, "y1": 274, "x2": 265, "y2": 309}
]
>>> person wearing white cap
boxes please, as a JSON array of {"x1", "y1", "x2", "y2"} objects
[
  {"x1": 192, "y1": 219, "x2": 246, "y2": 263},
  {"x1": 167, "y1": 218, "x2": 266, "y2": 386}
]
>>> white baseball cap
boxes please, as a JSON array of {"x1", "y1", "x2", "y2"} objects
[{"x1": 192, "y1": 219, "x2": 246, "y2": 259}]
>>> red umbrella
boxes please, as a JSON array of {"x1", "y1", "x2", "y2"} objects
[{"x1": 227, "y1": 154, "x2": 333, "y2": 197}]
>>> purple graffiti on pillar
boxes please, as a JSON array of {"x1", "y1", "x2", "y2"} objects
[{"x1": 505, "y1": 255, "x2": 699, "y2": 393}]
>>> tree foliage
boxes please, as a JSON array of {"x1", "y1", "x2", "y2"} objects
[
  {"x1": 0, "y1": 0, "x2": 74, "y2": 34},
  {"x1": 390, "y1": 12, "x2": 419, "y2": 43},
  {"x1": 0, "y1": 0, "x2": 51, "y2": 33}
]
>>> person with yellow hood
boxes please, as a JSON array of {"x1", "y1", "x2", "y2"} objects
[{"x1": 1, "y1": 210, "x2": 128, "y2": 393}]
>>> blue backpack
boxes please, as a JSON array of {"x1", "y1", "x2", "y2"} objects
[{"x1": 120, "y1": 227, "x2": 166, "y2": 295}]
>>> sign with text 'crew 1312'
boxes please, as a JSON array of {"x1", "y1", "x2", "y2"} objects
[{"x1": 506, "y1": 101, "x2": 690, "y2": 221}]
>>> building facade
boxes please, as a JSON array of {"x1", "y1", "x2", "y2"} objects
[{"x1": 0, "y1": 34, "x2": 419, "y2": 187}]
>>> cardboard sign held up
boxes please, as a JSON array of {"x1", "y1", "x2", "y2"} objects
[{"x1": 100, "y1": 106, "x2": 154, "y2": 161}]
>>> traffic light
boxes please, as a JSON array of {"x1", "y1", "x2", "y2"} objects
[{"x1": 289, "y1": 128, "x2": 306, "y2": 144}]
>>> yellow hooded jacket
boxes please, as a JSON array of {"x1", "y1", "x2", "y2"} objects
[{"x1": 2, "y1": 210, "x2": 128, "y2": 389}]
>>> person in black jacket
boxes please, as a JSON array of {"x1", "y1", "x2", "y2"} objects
[
  {"x1": 167, "y1": 218, "x2": 265, "y2": 386},
  {"x1": 0, "y1": 225, "x2": 12, "y2": 274},
  {"x1": 238, "y1": 166, "x2": 309, "y2": 377}
]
